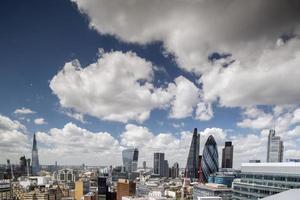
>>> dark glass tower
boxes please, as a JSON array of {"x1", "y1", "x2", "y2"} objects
[
  {"x1": 221, "y1": 141, "x2": 233, "y2": 168},
  {"x1": 185, "y1": 128, "x2": 200, "y2": 180},
  {"x1": 32, "y1": 133, "x2": 40, "y2": 175},
  {"x1": 153, "y1": 152, "x2": 165, "y2": 177},
  {"x1": 201, "y1": 135, "x2": 219, "y2": 182}
]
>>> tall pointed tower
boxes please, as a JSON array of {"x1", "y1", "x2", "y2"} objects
[
  {"x1": 185, "y1": 128, "x2": 200, "y2": 180},
  {"x1": 32, "y1": 133, "x2": 40, "y2": 175}
]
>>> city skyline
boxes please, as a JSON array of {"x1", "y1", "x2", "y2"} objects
[{"x1": 1, "y1": 0, "x2": 300, "y2": 167}]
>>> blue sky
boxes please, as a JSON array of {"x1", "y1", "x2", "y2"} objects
[{"x1": 1, "y1": 0, "x2": 300, "y2": 167}]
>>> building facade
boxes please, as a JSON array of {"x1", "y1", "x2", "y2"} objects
[
  {"x1": 31, "y1": 133, "x2": 40, "y2": 175},
  {"x1": 153, "y1": 153, "x2": 164, "y2": 177},
  {"x1": 54, "y1": 169, "x2": 77, "y2": 184},
  {"x1": 201, "y1": 135, "x2": 219, "y2": 182},
  {"x1": 267, "y1": 129, "x2": 283, "y2": 163},
  {"x1": 186, "y1": 128, "x2": 200, "y2": 180},
  {"x1": 232, "y1": 163, "x2": 300, "y2": 199},
  {"x1": 0, "y1": 179, "x2": 12, "y2": 200},
  {"x1": 122, "y1": 148, "x2": 139, "y2": 174},
  {"x1": 116, "y1": 179, "x2": 136, "y2": 200},
  {"x1": 171, "y1": 162, "x2": 179, "y2": 179},
  {"x1": 75, "y1": 180, "x2": 90, "y2": 200},
  {"x1": 193, "y1": 183, "x2": 232, "y2": 200},
  {"x1": 221, "y1": 142, "x2": 233, "y2": 168}
]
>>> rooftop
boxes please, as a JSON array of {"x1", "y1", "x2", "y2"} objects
[{"x1": 261, "y1": 189, "x2": 300, "y2": 199}]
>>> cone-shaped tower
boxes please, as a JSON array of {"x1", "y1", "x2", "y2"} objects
[
  {"x1": 201, "y1": 135, "x2": 219, "y2": 182},
  {"x1": 185, "y1": 128, "x2": 200, "y2": 180},
  {"x1": 32, "y1": 133, "x2": 40, "y2": 175}
]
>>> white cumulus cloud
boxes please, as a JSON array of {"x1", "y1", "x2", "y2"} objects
[
  {"x1": 34, "y1": 118, "x2": 47, "y2": 125},
  {"x1": 50, "y1": 51, "x2": 172, "y2": 123}
]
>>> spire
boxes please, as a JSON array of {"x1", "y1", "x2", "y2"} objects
[
  {"x1": 32, "y1": 133, "x2": 40, "y2": 175},
  {"x1": 32, "y1": 133, "x2": 37, "y2": 151}
]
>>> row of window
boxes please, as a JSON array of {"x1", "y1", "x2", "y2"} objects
[
  {"x1": 233, "y1": 185, "x2": 280, "y2": 195},
  {"x1": 240, "y1": 179, "x2": 299, "y2": 189},
  {"x1": 240, "y1": 174, "x2": 300, "y2": 182}
]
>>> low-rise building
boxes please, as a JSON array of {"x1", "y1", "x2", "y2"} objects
[
  {"x1": 232, "y1": 163, "x2": 300, "y2": 199},
  {"x1": 0, "y1": 179, "x2": 12, "y2": 200},
  {"x1": 193, "y1": 183, "x2": 232, "y2": 200}
]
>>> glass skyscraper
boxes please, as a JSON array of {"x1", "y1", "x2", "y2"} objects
[
  {"x1": 31, "y1": 133, "x2": 40, "y2": 175},
  {"x1": 153, "y1": 152, "x2": 165, "y2": 177},
  {"x1": 185, "y1": 128, "x2": 200, "y2": 180},
  {"x1": 201, "y1": 135, "x2": 219, "y2": 182},
  {"x1": 122, "y1": 148, "x2": 139, "y2": 174}
]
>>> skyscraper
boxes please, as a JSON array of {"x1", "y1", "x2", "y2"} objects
[
  {"x1": 31, "y1": 133, "x2": 40, "y2": 175},
  {"x1": 143, "y1": 161, "x2": 146, "y2": 170},
  {"x1": 19, "y1": 156, "x2": 27, "y2": 176},
  {"x1": 267, "y1": 129, "x2": 284, "y2": 162},
  {"x1": 171, "y1": 162, "x2": 179, "y2": 179},
  {"x1": 221, "y1": 141, "x2": 233, "y2": 168},
  {"x1": 98, "y1": 176, "x2": 108, "y2": 200},
  {"x1": 122, "y1": 148, "x2": 139, "y2": 174},
  {"x1": 185, "y1": 128, "x2": 200, "y2": 180},
  {"x1": 201, "y1": 135, "x2": 219, "y2": 182},
  {"x1": 153, "y1": 153, "x2": 165, "y2": 177},
  {"x1": 163, "y1": 160, "x2": 169, "y2": 178}
]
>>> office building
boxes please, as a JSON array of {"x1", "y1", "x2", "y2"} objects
[
  {"x1": 116, "y1": 179, "x2": 136, "y2": 200},
  {"x1": 153, "y1": 153, "x2": 165, "y2": 177},
  {"x1": 55, "y1": 168, "x2": 77, "y2": 183},
  {"x1": 202, "y1": 135, "x2": 219, "y2": 182},
  {"x1": 208, "y1": 174, "x2": 235, "y2": 188},
  {"x1": 0, "y1": 179, "x2": 12, "y2": 200},
  {"x1": 19, "y1": 156, "x2": 27, "y2": 176},
  {"x1": 232, "y1": 163, "x2": 300, "y2": 199},
  {"x1": 221, "y1": 142, "x2": 233, "y2": 168},
  {"x1": 98, "y1": 176, "x2": 108, "y2": 200},
  {"x1": 163, "y1": 160, "x2": 169, "y2": 178},
  {"x1": 186, "y1": 128, "x2": 200, "y2": 180},
  {"x1": 31, "y1": 133, "x2": 40, "y2": 175},
  {"x1": 267, "y1": 129, "x2": 283, "y2": 162},
  {"x1": 75, "y1": 180, "x2": 90, "y2": 200},
  {"x1": 122, "y1": 148, "x2": 139, "y2": 174},
  {"x1": 106, "y1": 191, "x2": 117, "y2": 200},
  {"x1": 171, "y1": 162, "x2": 179, "y2": 179},
  {"x1": 193, "y1": 183, "x2": 232, "y2": 200}
]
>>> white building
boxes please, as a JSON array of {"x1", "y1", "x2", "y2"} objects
[
  {"x1": 232, "y1": 163, "x2": 300, "y2": 199},
  {"x1": 192, "y1": 183, "x2": 232, "y2": 200},
  {"x1": 267, "y1": 129, "x2": 283, "y2": 162}
]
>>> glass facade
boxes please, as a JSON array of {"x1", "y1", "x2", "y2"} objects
[
  {"x1": 201, "y1": 135, "x2": 219, "y2": 182},
  {"x1": 31, "y1": 133, "x2": 40, "y2": 175},
  {"x1": 153, "y1": 153, "x2": 164, "y2": 177},
  {"x1": 186, "y1": 128, "x2": 200, "y2": 180},
  {"x1": 122, "y1": 148, "x2": 139, "y2": 174}
]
